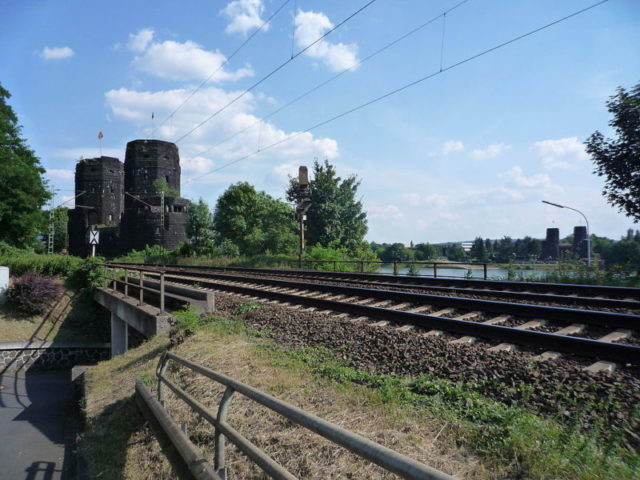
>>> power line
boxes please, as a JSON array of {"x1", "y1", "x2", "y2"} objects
[
  {"x1": 190, "y1": 0, "x2": 471, "y2": 161},
  {"x1": 184, "y1": 0, "x2": 608, "y2": 186},
  {"x1": 173, "y1": 0, "x2": 380, "y2": 144},
  {"x1": 151, "y1": 0, "x2": 291, "y2": 137}
]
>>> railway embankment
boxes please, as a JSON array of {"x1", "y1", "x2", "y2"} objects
[{"x1": 80, "y1": 289, "x2": 639, "y2": 479}]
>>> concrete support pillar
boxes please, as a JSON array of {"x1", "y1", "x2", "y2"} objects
[{"x1": 111, "y1": 312, "x2": 128, "y2": 358}]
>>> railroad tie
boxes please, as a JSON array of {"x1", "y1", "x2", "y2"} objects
[
  {"x1": 489, "y1": 319, "x2": 546, "y2": 352},
  {"x1": 584, "y1": 329, "x2": 632, "y2": 373},
  {"x1": 406, "y1": 305, "x2": 431, "y2": 313},
  {"x1": 533, "y1": 324, "x2": 585, "y2": 362},
  {"x1": 421, "y1": 308, "x2": 456, "y2": 337}
]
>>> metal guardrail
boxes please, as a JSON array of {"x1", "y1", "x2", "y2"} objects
[
  {"x1": 154, "y1": 351, "x2": 457, "y2": 480},
  {"x1": 104, "y1": 264, "x2": 167, "y2": 312},
  {"x1": 286, "y1": 259, "x2": 491, "y2": 279}
]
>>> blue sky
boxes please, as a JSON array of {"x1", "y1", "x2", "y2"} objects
[{"x1": 2, "y1": 0, "x2": 639, "y2": 243}]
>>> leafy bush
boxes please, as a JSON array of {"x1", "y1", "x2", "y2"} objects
[
  {"x1": 68, "y1": 256, "x2": 106, "y2": 290},
  {"x1": 7, "y1": 272, "x2": 63, "y2": 314},
  {"x1": 0, "y1": 251, "x2": 82, "y2": 277}
]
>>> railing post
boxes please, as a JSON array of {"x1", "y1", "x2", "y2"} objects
[
  {"x1": 393, "y1": 261, "x2": 398, "y2": 276},
  {"x1": 359, "y1": 261, "x2": 363, "y2": 273},
  {"x1": 124, "y1": 268, "x2": 128, "y2": 296},
  {"x1": 333, "y1": 260, "x2": 337, "y2": 272},
  {"x1": 483, "y1": 263, "x2": 488, "y2": 280},
  {"x1": 215, "y1": 387, "x2": 236, "y2": 480},
  {"x1": 111, "y1": 268, "x2": 116, "y2": 291},
  {"x1": 433, "y1": 263, "x2": 438, "y2": 279},
  {"x1": 139, "y1": 270, "x2": 144, "y2": 305},
  {"x1": 157, "y1": 353, "x2": 168, "y2": 406},
  {"x1": 160, "y1": 272, "x2": 165, "y2": 313}
]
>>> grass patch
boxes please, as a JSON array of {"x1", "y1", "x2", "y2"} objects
[
  {"x1": 260, "y1": 344, "x2": 640, "y2": 480},
  {"x1": 82, "y1": 335, "x2": 173, "y2": 479},
  {"x1": 82, "y1": 310, "x2": 639, "y2": 479},
  {"x1": 0, "y1": 287, "x2": 108, "y2": 343}
]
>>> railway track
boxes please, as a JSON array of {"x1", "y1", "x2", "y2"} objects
[
  {"x1": 114, "y1": 263, "x2": 640, "y2": 311},
  {"x1": 110, "y1": 264, "x2": 640, "y2": 368}
]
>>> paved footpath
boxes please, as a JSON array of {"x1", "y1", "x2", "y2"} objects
[{"x1": 0, "y1": 371, "x2": 73, "y2": 480}]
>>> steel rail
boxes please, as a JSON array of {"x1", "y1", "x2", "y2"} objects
[
  {"x1": 165, "y1": 275, "x2": 640, "y2": 364},
  {"x1": 165, "y1": 266, "x2": 640, "y2": 310},
  {"x1": 150, "y1": 269, "x2": 640, "y2": 331},
  {"x1": 110, "y1": 262, "x2": 640, "y2": 301}
]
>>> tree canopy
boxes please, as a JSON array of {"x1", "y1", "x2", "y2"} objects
[
  {"x1": 186, "y1": 198, "x2": 215, "y2": 254},
  {"x1": 287, "y1": 160, "x2": 368, "y2": 251},
  {"x1": 213, "y1": 182, "x2": 297, "y2": 256},
  {"x1": 585, "y1": 82, "x2": 640, "y2": 221},
  {"x1": 0, "y1": 83, "x2": 50, "y2": 247}
]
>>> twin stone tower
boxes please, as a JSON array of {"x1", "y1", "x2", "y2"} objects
[{"x1": 68, "y1": 139, "x2": 189, "y2": 257}]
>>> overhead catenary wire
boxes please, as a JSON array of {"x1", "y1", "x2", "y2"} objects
[
  {"x1": 191, "y1": 0, "x2": 471, "y2": 160},
  {"x1": 185, "y1": 0, "x2": 609, "y2": 185},
  {"x1": 151, "y1": 0, "x2": 292, "y2": 137},
  {"x1": 173, "y1": 0, "x2": 380, "y2": 144}
]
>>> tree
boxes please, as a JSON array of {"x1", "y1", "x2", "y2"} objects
[
  {"x1": 213, "y1": 182, "x2": 297, "y2": 256},
  {"x1": 152, "y1": 178, "x2": 179, "y2": 198},
  {"x1": 470, "y1": 237, "x2": 488, "y2": 262},
  {"x1": 186, "y1": 198, "x2": 214, "y2": 254},
  {"x1": 585, "y1": 82, "x2": 640, "y2": 221},
  {"x1": 0, "y1": 83, "x2": 51, "y2": 247},
  {"x1": 379, "y1": 243, "x2": 411, "y2": 262},
  {"x1": 287, "y1": 160, "x2": 368, "y2": 251},
  {"x1": 414, "y1": 242, "x2": 436, "y2": 260}
]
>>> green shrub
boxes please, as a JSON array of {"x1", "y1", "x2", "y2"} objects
[{"x1": 7, "y1": 272, "x2": 63, "y2": 314}]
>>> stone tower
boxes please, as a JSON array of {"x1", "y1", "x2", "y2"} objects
[
  {"x1": 541, "y1": 227, "x2": 560, "y2": 260},
  {"x1": 573, "y1": 226, "x2": 588, "y2": 259},
  {"x1": 120, "y1": 140, "x2": 189, "y2": 252},
  {"x1": 68, "y1": 156, "x2": 124, "y2": 257}
]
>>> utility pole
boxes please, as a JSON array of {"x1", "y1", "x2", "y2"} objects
[
  {"x1": 160, "y1": 190, "x2": 165, "y2": 266},
  {"x1": 294, "y1": 166, "x2": 311, "y2": 269},
  {"x1": 47, "y1": 188, "x2": 56, "y2": 254}
]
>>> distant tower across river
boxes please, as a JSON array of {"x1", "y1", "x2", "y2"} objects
[
  {"x1": 541, "y1": 227, "x2": 560, "y2": 260},
  {"x1": 68, "y1": 139, "x2": 189, "y2": 257}
]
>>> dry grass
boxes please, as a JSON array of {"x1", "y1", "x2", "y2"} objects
[
  {"x1": 161, "y1": 328, "x2": 485, "y2": 479},
  {"x1": 82, "y1": 323, "x2": 485, "y2": 479},
  {"x1": 0, "y1": 288, "x2": 100, "y2": 342},
  {"x1": 82, "y1": 334, "x2": 176, "y2": 479}
]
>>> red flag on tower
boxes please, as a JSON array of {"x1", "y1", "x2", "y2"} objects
[{"x1": 98, "y1": 131, "x2": 104, "y2": 139}]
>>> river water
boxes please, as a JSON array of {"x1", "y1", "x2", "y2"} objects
[{"x1": 377, "y1": 266, "x2": 549, "y2": 280}]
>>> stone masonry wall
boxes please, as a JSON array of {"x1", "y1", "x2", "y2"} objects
[{"x1": 0, "y1": 341, "x2": 110, "y2": 372}]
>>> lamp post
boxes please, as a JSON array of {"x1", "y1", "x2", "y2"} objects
[{"x1": 541, "y1": 200, "x2": 591, "y2": 266}]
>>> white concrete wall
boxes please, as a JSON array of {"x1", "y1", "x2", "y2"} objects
[{"x1": 0, "y1": 266, "x2": 8, "y2": 304}]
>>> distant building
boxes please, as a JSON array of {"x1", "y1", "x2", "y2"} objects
[{"x1": 541, "y1": 228, "x2": 560, "y2": 260}]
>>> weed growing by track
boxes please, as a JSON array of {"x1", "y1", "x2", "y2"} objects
[{"x1": 258, "y1": 343, "x2": 640, "y2": 479}]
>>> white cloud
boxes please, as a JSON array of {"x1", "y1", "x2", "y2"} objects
[
  {"x1": 132, "y1": 39, "x2": 253, "y2": 82},
  {"x1": 470, "y1": 142, "x2": 511, "y2": 160},
  {"x1": 532, "y1": 137, "x2": 588, "y2": 169},
  {"x1": 41, "y1": 46, "x2": 74, "y2": 60},
  {"x1": 45, "y1": 169, "x2": 74, "y2": 181},
  {"x1": 221, "y1": 0, "x2": 267, "y2": 35},
  {"x1": 400, "y1": 193, "x2": 447, "y2": 208},
  {"x1": 441, "y1": 140, "x2": 465, "y2": 155},
  {"x1": 294, "y1": 10, "x2": 359, "y2": 72},
  {"x1": 498, "y1": 166, "x2": 552, "y2": 188},
  {"x1": 127, "y1": 28, "x2": 154, "y2": 53},
  {"x1": 181, "y1": 155, "x2": 215, "y2": 174},
  {"x1": 368, "y1": 204, "x2": 404, "y2": 221},
  {"x1": 104, "y1": 86, "x2": 339, "y2": 184}
]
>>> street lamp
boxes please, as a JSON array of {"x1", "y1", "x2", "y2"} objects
[{"x1": 541, "y1": 200, "x2": 591, "y2": 266}]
